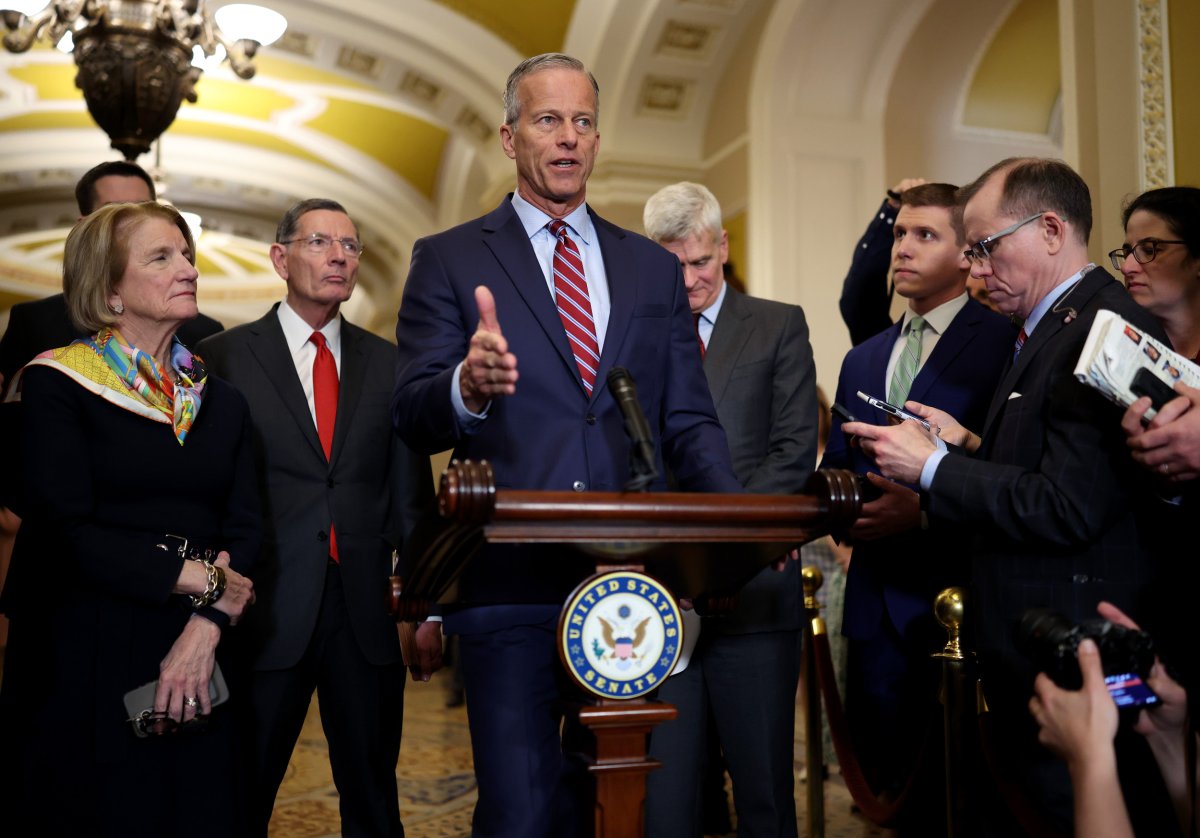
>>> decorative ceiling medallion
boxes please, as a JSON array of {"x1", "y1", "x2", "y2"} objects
[
  {"x1": 657, "y1": 20, "x2": 716, "y2": 58},
  {"x1": 399, "y1": 72, "x2": 442, "y2": 104},
  {"x1": 273, "y1": 29, "x2": 318, "y2": 58},
  {"x1": 455, "y1": 107, "x2": 493, "y2": 143},
  {"x1": 336, "y1": 46, "x2": 381, "y2": 79},
  {"x1": 638, "y1": 76, "x2": 692, "y2": 118}
]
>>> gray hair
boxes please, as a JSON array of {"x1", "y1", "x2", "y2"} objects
[
  {"x1": 275, "y1": 198, "x2": 355, "y2": 243},
  {"x1": 643, "y1": 181, "x2": 723, "y2": 244},
  {"x1": 503, "y1": 53, "x2": 599, "y2": 127}
]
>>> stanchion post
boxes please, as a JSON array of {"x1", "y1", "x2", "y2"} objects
[
  {"x1": 932, "y1": 587, "x2": 970, "y2": 838},
  {"x1": 801, "y1": 565, "x2": 826, "y2": 838}
]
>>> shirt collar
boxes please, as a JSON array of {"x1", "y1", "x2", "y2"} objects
[
  {"x1": 277, "y1": 298, "x2": 341, "y2": 354},
  {"x1": 1024, "y1": 263, "x2": 1095, "y2": 338},
  {"x1": 510, "y1": 191, "x2": 594, "y2": 245},
  {"x1": 901, "y1": 291, "x2": 969, "y2": 336},
  {"x1": 697, "y1": 279, "x2": 729, "y2": 326}
]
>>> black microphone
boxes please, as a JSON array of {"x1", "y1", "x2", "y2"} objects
[{"x1": 607, "y1": 366, "x2": 658, "y2": 491}]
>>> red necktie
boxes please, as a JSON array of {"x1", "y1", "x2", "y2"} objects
[
  {"x1": 693, "y1": 314, "x2": 706, "y2": 360},
  {"x1": 1014, "y1": 327, "x2": 1028, "y2": 362},
  {"x1": 310, "y1": 331, "x2": 339, "y2": 561},
  {"x1": 548, "y1": 219, "x2": 600, "y2": 394}
]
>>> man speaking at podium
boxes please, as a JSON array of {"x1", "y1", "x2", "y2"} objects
[{"x1": 392, "y1": 53, "x2": 741, "y2": 838}]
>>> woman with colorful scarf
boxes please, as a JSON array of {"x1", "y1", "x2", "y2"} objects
[{"x1": 0, "y1": 201, "x2": 260, "y2": 836}]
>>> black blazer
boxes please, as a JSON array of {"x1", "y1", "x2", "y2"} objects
[
  {"x1": 198, "y1": 307, "x2": 433, "y2": 669},
  {"x1": 926, "y1": 269, "x2": 1167, "y2": 685}
]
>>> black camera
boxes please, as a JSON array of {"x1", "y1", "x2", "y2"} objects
[{"x1": 1016, "y1": 608, "x2": 1158, "y2": 708}]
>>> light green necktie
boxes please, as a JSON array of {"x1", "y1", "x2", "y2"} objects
[{"x1": 888, "y1": 315, "x2": 926, "y2": 406}]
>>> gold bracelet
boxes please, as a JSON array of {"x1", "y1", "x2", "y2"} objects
[{"x1": 189, "y1": 560, "x2": 227, "y2": 609}]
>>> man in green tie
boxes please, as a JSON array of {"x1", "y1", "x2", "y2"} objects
[{"x1": 819, "y1": 182, "x2": 1015, "y2": 833}]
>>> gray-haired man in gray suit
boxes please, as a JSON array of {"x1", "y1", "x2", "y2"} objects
[{"x1": 642, "y1": 182, "x2": 818, "y2": 838}]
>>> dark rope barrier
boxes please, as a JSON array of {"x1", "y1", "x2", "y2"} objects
[
  {"x1": 807, "y1": 625, "x2": 936, "y2": 827},
  {"x1": 975, "y1": 701, "x2": 1068, "y2": 838}
]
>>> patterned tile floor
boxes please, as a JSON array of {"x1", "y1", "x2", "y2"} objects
[{"x1": 270, "y1": 672, "x2": 884, "y2": 837}]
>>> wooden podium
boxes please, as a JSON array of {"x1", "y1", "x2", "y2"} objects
[{"x1": 392, "y1": 460, "x2": 861, "y2": 838}]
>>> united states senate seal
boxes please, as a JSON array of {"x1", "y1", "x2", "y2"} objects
[{"x1": 558, "y1": 570, "x2": 683, "y2": 699}]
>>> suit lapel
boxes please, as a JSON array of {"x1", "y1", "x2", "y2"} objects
[
  {"x1": 980, "y1": 270, "x2": 1107, "y2": 438},
  {"x1": 703, "y1": 287, "x2": 752, "y2": 405},
  {"x1": 868, "y1": 321, "x2": 904, "y2": 405},
  {"x1": 590, "y1": 209, "x2": 632, "y2": 405},
  {"x1": 246, "y1": 307, "x2": 326, "y2": 462},
  {"x1": 481, "y1": 199, "x2": 582, "y2": 394},
  {"x1": 906, "y1": 301, "x2": 979, "y2": 406}
]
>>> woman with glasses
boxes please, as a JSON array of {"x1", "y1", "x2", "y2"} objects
[
  {"x1": 1109, "y1": 187, "x2": 1200, "y2": 361},
  {"x1": 0, "y1": 202, "x2": 259, "y2": 835},
  {"x1": 1114, "y1": 187, "x2": 1200, "y2": 485}
]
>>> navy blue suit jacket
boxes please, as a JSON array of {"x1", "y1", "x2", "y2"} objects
[
  {"x1": 392, "y1": 197, "x2": 741, "y2": 616},
  {"x1": 821, "y1": 297, "x2": 1015, "y2": 643}
]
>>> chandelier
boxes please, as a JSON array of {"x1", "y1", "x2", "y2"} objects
[{"x1": 2, "y1": 1, "x2": 286, "y2": 159}]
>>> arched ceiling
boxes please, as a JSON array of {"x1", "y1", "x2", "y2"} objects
[{"x1": 0, "y1": 0, "x2": 770, "y2": 334}]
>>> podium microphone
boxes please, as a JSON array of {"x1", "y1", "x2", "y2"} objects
[{"x1": 607, "y1": 366, "x2": 658, "y2": 492}]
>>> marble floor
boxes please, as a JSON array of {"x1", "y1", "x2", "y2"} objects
[{"x1": 270, "y1": 672, "x2": 884, "y2": 838}]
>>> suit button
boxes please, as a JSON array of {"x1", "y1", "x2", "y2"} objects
[
  {"x1": 572, "y1": 481, "x2": 586, "y2": 492},
  {"x1": 318, "y1": 530, "x2": 328, "y2": 542},
  {"x1": 585, "y1": 414, "x2": 596, "y2": 425}
]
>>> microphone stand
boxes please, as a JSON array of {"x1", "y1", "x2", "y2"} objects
[{"x1": 606, "y1": 367, "x2": 658, "y2": 492}]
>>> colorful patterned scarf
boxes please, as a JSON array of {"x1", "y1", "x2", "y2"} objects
[
  {"x1": 93, "y1": 328, "x2": 206, "y2": 444},
  {"x1": 16, "y1": 327, "x2": 206, "y2": 445}
]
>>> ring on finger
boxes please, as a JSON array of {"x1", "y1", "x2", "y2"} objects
[{"x1": 184, "y1": 696, "x2": 199, "y2": 708}]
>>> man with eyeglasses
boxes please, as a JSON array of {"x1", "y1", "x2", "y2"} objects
[
  {"x1": 198, "y1": 199, "x2": 435, "y2": 837},
  {"x1": 843, "y1": 158, "x2": 1173, "y2": 834}
]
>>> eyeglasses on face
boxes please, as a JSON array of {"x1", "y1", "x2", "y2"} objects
[
  {"x1": 963, "y1": 212, "x2": 1046, "y2": 264},
  {"x1": 1107, "y1": 238, "x2": 1188, "y2": 271},
  {"x1": 279, "y1": 233, "x2": 364, "y2": 259}
]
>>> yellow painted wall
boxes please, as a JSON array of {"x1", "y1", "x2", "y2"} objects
[{"x1": 1171, "y1": 0, "x2": 1200, "y2": 185}]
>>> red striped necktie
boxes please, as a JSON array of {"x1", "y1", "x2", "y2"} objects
[
  {"x1": 1013, "y1": 327, "x2": 1028, "y2": 362},
  {"x1": 548, "y1": 219, "x2": 600, "y2": 394}
]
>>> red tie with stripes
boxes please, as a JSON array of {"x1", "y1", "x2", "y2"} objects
[
  {"x1": 310, "y1": 331, "x2": 339, "y2": 562},
  {"x1": 548, "y1": 219, "x2": 600, "y2": 394}
]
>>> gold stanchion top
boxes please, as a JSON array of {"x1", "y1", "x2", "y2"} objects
[
  {"x1": 801, "y1": 565, "x2": 824, "y2": 611},
  {"x1": 932, "y1": 587, "x2": 965, "y2": 660}
]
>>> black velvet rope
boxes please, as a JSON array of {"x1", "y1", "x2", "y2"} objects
[{"x1": 807, "y1": 629, "x2": 932, "y2": 827}]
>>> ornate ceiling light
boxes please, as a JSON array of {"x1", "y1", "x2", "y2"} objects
[{"x1": 2, "y1": 1, "x2": 286, "y2": 159}]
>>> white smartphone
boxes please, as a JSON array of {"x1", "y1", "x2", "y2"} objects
[{"x1": 856, "y1": 391, "x2": 932, "y2": 431}]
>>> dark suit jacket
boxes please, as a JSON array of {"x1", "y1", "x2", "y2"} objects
[
  {"x1": 702, "y1": 287, "x2": 818, "y2": 634},
  {"x1": 822, "y1": 297, "x2": 1015, "y2": 643},
  {"x1": 839, "y1": 198, "x2": 897, "y2": 346},
  {"x1": 198, "y1": 307, "x2": 433, "y2": 670},
  {"x1": 392, "y1": 197, "x2": 741, "y2": 611},
  {"x1": 0, "y1": 292, "x2": 223, "y2": 388},
  {"x1": 926, "y1": 270, "x2": 1166, "y2": 684}
]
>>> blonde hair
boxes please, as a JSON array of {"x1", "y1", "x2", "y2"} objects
[{"x1": 63, "y1": 202, "x2": 195, "y2": 333}]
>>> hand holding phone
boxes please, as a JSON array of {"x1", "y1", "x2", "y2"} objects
[
  {"x1": 1130, "y1": 367, "x2": 1178, "y2": 413},
  {"x1": 831, "y1": 402, "x2": 858, "y2": 425},
  {"x1": 855, "y1": 391, "x2": 932, "y2": 431}
]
